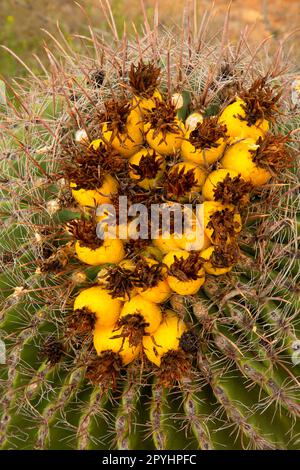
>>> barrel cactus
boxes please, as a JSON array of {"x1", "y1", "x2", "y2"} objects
[{"x1": 0, "y1": 4, "x2": 299, "y2": 450}]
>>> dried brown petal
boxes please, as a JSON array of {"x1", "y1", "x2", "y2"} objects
[{"x1": 239, "y1": 77, "x2": 282, "y2": 125}]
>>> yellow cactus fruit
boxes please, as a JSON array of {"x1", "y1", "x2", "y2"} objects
[
  {"x1": 176, "y1": 215, "x2": 211, "y2": 252},
  {"x1": 181, "y1": 116, "x2": 227, "y2": 166},
  {"x1": 144, "y1": 99, "x2": 184, "y2": 155},
  {"x1": 68, "y1": 216, "x2": 125, "y2": 266},
  {"x1": 185, "y1": 112, "x2": 203, "y2": 130},
  {"x1": 163, "y1": 250, "x2": 205, "y2": 296},
  {"x1": 133, "y1": 89, "x2": 162, "y2": 114},
  {"x1": 203, "y1": 201, "x2": 242, "y2": 245},
  {"x1": 75, "y1": 238, "x2": 125, "y2": 266},
  {"x1": 202, "y1": 168, "x2": 253, "y2": 206},
  {"x1": 89, "y1": 138, "x2": 106, "y2": 151},
  {"x1": 70, "y1": 174, "x2": 118, "y2": 207},
  {"x1": 135, "y1": 257, "x2": 171, "y2": 304},
  {"x1": 219, "y1": 78, "x2": 282, "y2": 140},
  {"x1": 93, "y1": 326, "x2": 140, "y2": 366},
  {"x1": 221, "y1": 134, "x2": 292, "y2": 187},
  {"x1": 219, "y1": 99, "x2": 268, "y2": 141},
  {"x1": 129, "y1": 60, "x2": 162, "y2": 114},
  {"x1": 97, "y1": 259, "x2": 137, "y2": 301},
  {"x1": 201, "y1": 242, "x2": 239, "y2": 276},
  {"x1": 129, "y1": 148, "x2": 165, "y2": 190},
  {"x1": 153, "y1": 232, "x2": 182, "y2": 254},
  {"x1": 73, "y1": 286, "x2": 121, "y2": 328},
  {"x1": 67, "y1": 139, "x2": 123, "y2": 207},
  {"x1": 143, "y1": 311, "x2": 187, "y2": 367},
  {"x1": 101, "y1": 98, "x2": 144, "y2": 157},
  {"x1": 164, "y1": 162, "x2": 206, "y2": 201},
  {"x1": 115, "y1": 295, "x2": 163, "y2": 347}
]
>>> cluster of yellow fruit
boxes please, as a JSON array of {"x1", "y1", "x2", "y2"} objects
[{"x1": 66, "y1": 62, "x2": 290, "y2": 380}]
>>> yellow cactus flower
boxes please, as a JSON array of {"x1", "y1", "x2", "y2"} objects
[
  {"x1": 144, "y1": 99, "x2": 184, "y2": 155},
  {"x1": 163, "y1": 250, "x2": 205, "y2": 295},
  {"x1": 164, "y1": 162, "x2": 206, "y2": 201},
  {"x1": 143, "y1": 311, "x2": 187, "y2": 367},
  {"x1": 129, "y1": 60, "x2": 162, "y2": 114},
  {"x1": 181, "y1": 117, "x2": 227, "y2": 166},
  {"x1": 115, "y1": 295, "x2": 163, "y2": 347},
  {"x1": 129, "y1": 148, "x2": 165, "y2": 190},
  {"x1": 135, "y1": 257, "x2": 171, "y2": 304},
  {"x1": 202, "y1": 168, "x2": 253, "y2": 206},
  {"x1": 101, "y1": 98, "x2": 144, "y2": 157},
  {"x1": 73, "y1": 286, "x2": 121, "y2": 328},
  {"x1": 203, "y1": 201, "x2": 242, "y2": 245},
  {"x1": 201, "y1": 242, "x2": 239, "y2": 276},
  {"x1": 93, "y1": 326, "x2": 140, "y2": 366}
]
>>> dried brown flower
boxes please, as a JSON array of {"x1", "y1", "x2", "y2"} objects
[
  {"x1": 164, "y1": 166, "x2": 198, "y2": 199},
  {"x1": 129, "y1": 60, "x2": 161, "y2": 98},
  {"x1": 99, "y1": 98, "x2": 132, "y2": 135},
  {"x1": 67, "y1": 217, "x2": 102, "y2": 249},
  {"x1": 113, "y1": 314, "x2": 149, "y2": 348},
  {"x1": 99, "y1": 264, "x2": 137, "y2": 299},
  {"x1": 134, "y1": 257, "x2": 165, "y2": 289},
  {"x1": 213, "y1": 174, "x2": 253, "y2": 206},
  {"x1": 158, "y1": 349, "x2": 191, "y2": 387},
  {"x1": 207, "y1": 208, "x2": 240, "y2": 245},
  {"x1": 251, "y1": 134, "x2": 293, "y2": 172},
  {"x1": 210, "y1": 242, "x2": 240, "y2": 268},
  {"x1": 169, "y1": 252, "x2": 205, "y2": 281},
  {"x1": 188, "y1": 117, "x2": 227, "y2": 150},
  {"x1": 239, "y1": 77, "x2": 282, "y2": 125},
  {"x1": 129, "y1": 151, "x2": 163, "y2": 180},
  {"x1": 40, "y1": 338, "x2": 65, "y2": 366},
  {"x1": 144, "y1": 99, "x2": 182, "y2": 140},
  {"x1": 86, "y1": 352, "x2": 122, "y2": 388}
]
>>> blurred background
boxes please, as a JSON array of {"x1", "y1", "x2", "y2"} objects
[{"x1": 0, "y1": 0, "x2": 299, "y2": 79}]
